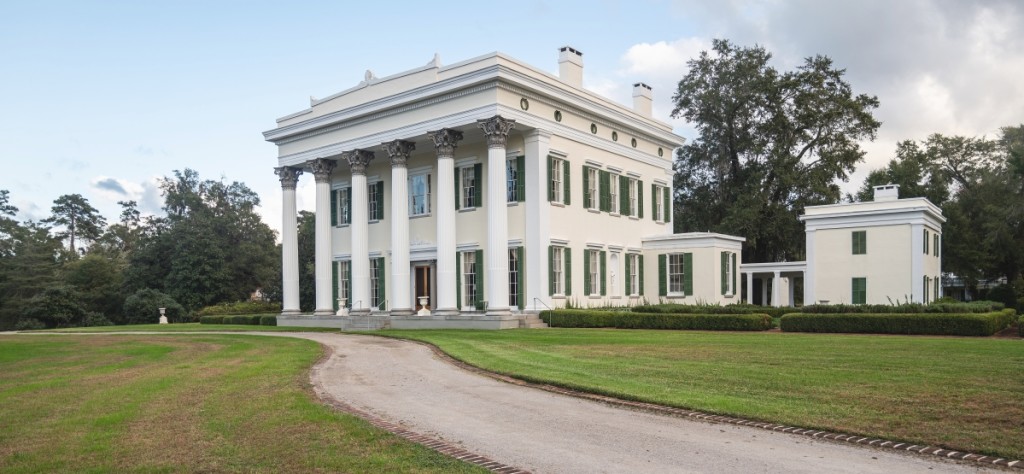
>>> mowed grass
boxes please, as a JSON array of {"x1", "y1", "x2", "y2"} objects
[
  {"x1": 44, "y1": 323, "x2": 341, "y2": 333},
  {"x1": 0, "y1": 334, "x2": 482, "y2": 473},
  {"x1": 380, "y1": 328, "x2": 1024, "y2": 460}
]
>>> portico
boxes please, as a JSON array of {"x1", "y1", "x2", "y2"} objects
[{"x1": 739, "y1": 262, "x2": 806, "y2": 307}]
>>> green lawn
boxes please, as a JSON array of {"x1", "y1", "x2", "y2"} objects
[
  {"x1": 379, "y1": 328, "x2": 1024, "y2": 460},
  {"x1": 44, "y1": 323, "x2": 340, "y2": 333},
  {"x1": 0, "y1": 334, "x2": 481, "y2": 473}
]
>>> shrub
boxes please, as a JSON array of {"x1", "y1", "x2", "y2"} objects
[
  {"x1": 123, "y1": 289, "x2": 186, "y2": 325},
  {"x1": 540, "y1": 309, "x2": 772, "y2": 331},
  {"x1": 632, "y1": 303, "x2": 790, "y2": 319},
  {"x1": 222, "y1": 315, "x2": 261, "y2": 325},
  {"x1": 197, "y1": 301, "x2": 281, "y2": 316},
  {"x1": 14, "y1": 318, "x2": 46, "y2": 331},
  {"x1": 984, "y1": 285, "x2": 1020, "y2": 311},
  {"x1": 83, "y1": 312, "x2": 114, "y2": 327},
  {"x1": 259, "y1": 315, "x2": 277, "y2": 326},
  {"x1": 199, "y1": 315, "x2": 224, "y2": 325},
  {"x1": 779, "y1": 311, "x2": 1015, "y2": 336},
  {"x1": 797, "y1": 301, "x2": 1003, "y2": 314}
]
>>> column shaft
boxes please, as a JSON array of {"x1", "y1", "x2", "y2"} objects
[
  {"x1": 772, "y1": 271, "x2": 781, "y2": 308},
  {"x1": 384, "y1": 140, "x2": 415, "y2": 316},
  {"x1": 746, "y1": 272, "x2": 753, "y2": 304},
  {"x1": 429, "y1": 129, "x2": 463, "y2": 316},
  {"x1": 347, "y1": 150, "x2": 374, "y2": 315},
  {"x1": 478, "y1": 116, "x2": 515, "y2": 316},
  {"x1": 525, "y1": 130, "x2": 552, "y2": 311},
  {"x1": 276, "y1": 167, "x2": 302, "y2": 315},
  {"x1": 310, "y1": 159, "x2": 336, "y2": 316}
]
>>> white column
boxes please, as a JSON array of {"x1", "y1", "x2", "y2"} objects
[
  {"x1": 384, "y1": 140, "x2": 415, "y2": 316},
  {"x1": 804, "y1": 229, "x2": 816, "y2": 304},
  {"x1": 479, "y1": 115, "x2": 516, "y2": 316},
  {"x1": 309, "y1": 158, "x2": 337, "y2": 316},
  {"x1": 911, "y1": 223, "x2": 924, "y2": 303},
  {"x1": 346, "y1": 150, "x2": 375, "y2": 314},
  {"x1": 746, "y1": 272, "x2": 753, "y2": 305},
  {"x1": 788, "y1": 276, "x2": 795, "y2": 307},
  {"x1": 428, "y1": 129, "x2": 463, "y2": 316},
  {"x1": 525, "y1": 129, "x2": 552, "y2": 311},
  {"x1": 275, "y1": 167, "x2": 303, "y2": 315},
  {"x1": 772, "y1": 271, "x2": 781, "y2": 308}
]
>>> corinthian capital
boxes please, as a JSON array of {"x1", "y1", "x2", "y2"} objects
[
  {"x1": 274, "y1": 166, "x2": 302, "y2": 189},
  {"x1": 427, "y1": 128, "x2": 464, "y2": 158},
  {"x1": 478, "y1": 115, "x2": 516, "y2": 148},
  {"x1": 344, "y1": 149, "x2": 375, "y2": 175},
  {"x1": 307, "y1": 158, "x2": 336, "y2": 183},
  {"x1": 381, "y1": 140, "x2": 416, "y2": 167}
]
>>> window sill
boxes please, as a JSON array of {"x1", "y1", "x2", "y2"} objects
[
  {"x1": 507, "y1": 201, "x2": 520, "y2": 207},
  {"x1": 588, "y1": 294, "x2": 602, "y2": 299},
  {"x1": 551, "y1": 295, "x2": 566, "y2": 300},
  {"x1": 336, "y1": 224, "x2": 350, "y2": 228},
  {"x1": 667, "y1": 293, "x2": 687, "y2": 298},
  {"x1": 628, "y1": 216, "x2": 640, "y2": 221},
  {"x1": 609, "y1": 212, "x2": 620, "y2": 217},
  {"x1": 550, "y1": 201, "x2": 566, "y2": 208},
  {"x1": 458, "y1": 207, "x2": 477, "y2": 213},
  {"x1": 609, "y1": 295, "x2": 621, "y2": 299},
  {"x1": 724, "y1": 294, "x2": 734, "y2": 299},
  {"x1": 587, "y1": 208, "x2": 600, "y2": 214},
  {"x1": 409, "y1": 213, "x2": 431, "y2": 219},
  {"x1": 369, "y1": 220, "x2": 381, "y2": 224}
]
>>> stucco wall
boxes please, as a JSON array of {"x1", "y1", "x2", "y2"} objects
[{"x1": 813, "y1": 225, "x2": 913, "y2": 304}]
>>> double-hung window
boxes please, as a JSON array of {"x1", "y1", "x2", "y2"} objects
[
  {"x1": 333, "y1": 187, "x2": 351, "y2": 226},
  {"x1": 506, "y1": 156, "x2": 525, "y2": 203},
  {"x1": 625, "y1": 253, "x2": 641, "y2": 296},
  {"x1": 462, "y1": 166, "x2": 477, "y2": 208},
  {"x1": 628, "y1": 178, "x2": 638, "y2": 217},
  {"x1": 370, "y1": 257, "x2": 384, "y2": 309},
  {"x1": 550, "y1": 157, "x2": 563, "y2": 203},
  {"x1": 609, "y1": 175, "x2": 619, "y2": 214},
  {"x1": 508, "y1": 248, "x2": 523, "y2": 308},
  {"x1": 368, "y1": 182, "x2": 384, "y2": 221},
  {"x1": 721, "y1": 251, "x2": 736, "y2": 296},
  {"x1": 669, "y1": 254, "x2": 686, "y2": 294},
  {"x1": 462, "y1": 251, "x2": 477, "y2": 308},
  {"x1": 408, "y1": 173, "x2": 431, "y2": 216},
  {"x1": 549, "y1": 246, "x2": 572, "y2": 296},
  {"x1": 584, "y1": 166, "x2": 598, "y2": 211}
]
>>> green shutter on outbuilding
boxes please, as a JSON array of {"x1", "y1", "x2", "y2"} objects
[
  {"x1": 516, "y1": 246, "x2": 525, "y2": 308},
  {"x1": 456, "y1": 252, "x2": 462, "y2": 307},
  {"x1": 583, "y1": 250, "x2": 591, "y2": 295},
  {"x1": 516, "y1": 156, "x2": 526, "y2": 202},
  {"x1": 474, "y1": 249, "x2": 484, "y2": 309},
  {"x1": 473, "y1": 164, "x2": 482, "y2": 208},
  {"x1": 732, "y1": 253, "x2": 737, "y2": 295},
  {"x1": 600, "y1": 251, "x2": 606, "y2": 296},
  {"x1": 582, "y1": 166, "x2": 590, "y2": 209},
  {"x1": 563, "y1": 160, "x2": 571, "y2": 206},
  {"x1": 330, "y1": 190, "x2": 338, "y2": 226},
  {"x1": 638, "y1": 254, "x2": 644, "y2": 295},
  {"x1": 332, "y1": 261, "x2": 339, "y2": 311},
  {"x1": 454, "y1": 167, "x2": 461, "y2": 210},
  {"x1": 564, "y1": 247, "x2": 572, "y2": 296},
  {"x1": 637, "y1": 180, "x2": 644, "y2": 218},
  {"x1": 658, "y1": 254, "x2": 667, "y2": 296},
  {"x1": 547, "y1": 156, "x2": 554, "y2": 202},
  {"x1": 619, "y1": 175, "x2": 629, "y2": 215},
  {"x1": 683, "y1": 253, "x2": 693, "y2": 296},
  {"x1": 852, "y1": 277, "x2": 866, "y2": 304},
  {"x1": 720, "y1": 251, "x2": 727, "y2": 295}
]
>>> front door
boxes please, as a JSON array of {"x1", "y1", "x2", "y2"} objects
[{"x1": 414, "y1": 265, "x2": 431, "y2": 310}]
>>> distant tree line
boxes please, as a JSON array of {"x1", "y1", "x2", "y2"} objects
[{"x1": 0, "y1": 169, "x2": 280, "y2": 329}]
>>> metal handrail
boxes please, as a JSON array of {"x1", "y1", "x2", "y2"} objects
[{"x1": 533, "y1": 298, "x2": 553, "y2": 328}]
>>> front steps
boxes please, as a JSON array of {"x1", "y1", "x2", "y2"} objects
[{"x1": 519, "y1": 314, "x2": 549, "y2": 329}]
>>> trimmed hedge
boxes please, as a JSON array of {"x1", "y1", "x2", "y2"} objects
[
  {"x1": 798, "y1": 301, "x2": 1004, "y2": 314},
  {"x1": 198, "y1": 301, "x2": 281, "y2": 316},
  {"x1": 632, "y1": 304, "x2": 790, "y2": 319},
  {"x1": 540, "y1": 309, "x2": 772, "y2": 331},
  {"x1": 779, "y1": 309, "x2": 1017, "y2": 336},
  {"x1": 1019, "y1": 316, "x2": 1023, "y2": 338},
  {"x1": 199, "y1": 314, "x2": 276, "y2": 326}
]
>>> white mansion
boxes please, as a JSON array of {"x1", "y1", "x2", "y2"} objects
[{"x1": 266, "y1": 48, "x2": 942, "y2": 328}]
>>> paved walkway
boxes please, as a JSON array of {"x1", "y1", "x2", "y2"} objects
[{"x1": 294, "y1": 333, "x2": 994, "y2": 474}]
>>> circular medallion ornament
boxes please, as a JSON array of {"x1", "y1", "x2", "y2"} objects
[
  {"x1": 658, "y1": 147, "x2": 664, "y2": 157},
  {"x1": 554, "y1": 110, "x2": 562, "y2": 122},
  {"x1": 612, "y1": 131, "x2": 618, "y2": 142},
  {"x1": 520, "y1": 98, "x2": 529, "y2": 110},
  {"x1": 631, "y1": 138, "x2": 638, "y2": 148},
  {"x1": 590, "y1": 123, "x2": 597, "y2": 134}
]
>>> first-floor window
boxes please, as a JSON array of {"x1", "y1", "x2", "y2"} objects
[
  {"x1": 852, "y1": 277, "x2": 867, "y2": 304},
  {"x1": 722, "y1": 252, "x2": 735, "y2": 296},
  {"x1": 588, "y1": 249, "x2": 600, "y2": 295},
  {"x1": 463, "y1": 251, "x2": 477, "y2": 308},
  {"x1": 550, "y1": 246, "x2": 568, "y2": 295},
  {"x1": 338, "y1": 261, "x2": 350, "y2": 302},
  {"x1": 409, "y1": 173, "x2": 431, "y2": 216},
  {"x1": 627, "y1": 254, "x2": 640, "y2": 296},
  {"x1": 669, "y1": 254, "x2": 686, "y2": 294},
  {"x1": 509, "y1": 248, "x2": 519, "y2": 308},
  {"x1": 370, "y1": 258, "x2": 383, "y2": 308}
]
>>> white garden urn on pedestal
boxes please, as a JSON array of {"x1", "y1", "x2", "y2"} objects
[
  {"x1": 417, "y1": 296, "x2": 431, "y2": 316},
  {"x1": 158, "y1": 307, "x2": 168, "y2": 325},
  {"x1": 336, "y1": 298, "x2": 349, "y2": 316}
]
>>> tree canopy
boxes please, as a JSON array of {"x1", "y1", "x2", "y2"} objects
[
  {"x1": 43, "y1": 193, "x2": 107, "y2": 255},
  {"x1": 671, "y1": 39, "x2": 881, "y2": 262}
]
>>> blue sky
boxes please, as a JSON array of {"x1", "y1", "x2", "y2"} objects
[{"x1": 3, "y1": 0, "x2": 1022, "y2": 236}]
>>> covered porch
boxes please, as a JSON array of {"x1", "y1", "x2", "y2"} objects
[{"x1": 739, "y1": 261, "x2": 806, "y2": 307}]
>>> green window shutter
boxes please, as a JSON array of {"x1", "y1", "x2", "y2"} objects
[
  {"x1": 475, "y1": 249, "x2": 484, "y2": 308},
  {"x1": 377, "y1": 182, "x2": 385, "y2": 220},
  {"x1": 933, "y1": 234, "x2": 939, "y2": 257},
  {"x1": 456, "y1": 252, "x2": 462, "y2": 307},
  {"x1": 732, "y1": 253, "x2": 737, "y2": 295},
  {"x1": 454, "y1": 167, "x2": 461, "y2": 210},
  {"x1": 651, "y1": 184, "x2": 657, "y2": 221},
  {"x1": 331, "y1": 190, "x2": 338, "y2": 226},
  {"x1": 377, "y1": 257, "x2": 386, "y2": 309},
  {"x1": 516, "y1": 246, "x2": 525, "y2": 308},
  {"x1": 663, "y1": 186, "x2": 671, "y2": 224},
  {"x1": 473, "y1": 164, "x2": 483, "y2": 208},
  {"x1": 563, "y1": 160, "x2": 571, "y2": 205},
  {"x1": 345, "y1": 262, "x2": 352, "y2": 308},
  {"x1": 564, "y1": 247, "x2": 572, "y2": 296},
  {"x1": 619, "y1": 176, "x2": 629, "y2": 215},
  {"x1": 582, "y1": 166, "x2": 590, "y2": 209},
  {"x1": 547, "y1": 156, "x2": 554, "y2": 202},
  {"x1": 852, "y1": 278, "x2": 866, "y2": 304},
  {"x1": 720, "y1": 251, "x2": 727, "y2": 295},
  {"x1": 548, "y1": 246, "x2": 555, "y2": 296},
  {"x1": 600, "y1": 171, "x2": 609, "y2": 212},
  {"x1": 516, "y1": 156, "x2": 526, "y2": 202},
  {"x1": 683, "y1": 253, "x2": 693, "y2": 296},
  {"x1": 583, "y1": 250, "x2": 591, "y2": 295},
  {"x1": 851, "y1": 231, "x2": 857, "y2": 254},
  {"x1": 345, "y1": 188, "x2": 352, "y2": 224},
  {"x1": 923, "y1": 229, "x2": 928, "y2": 254},
  {"x1": 332, "y1": 261, "x2": 339, "y2": 311},
  {"x1": 934, "y1": 277, "x2": 939, "y2": 300},
  {"x1": 600, "y1": 251, "x2": 607, "y2": 296},
  {"x1": 625, "y1": 255, "x2": 633, "y2": 296},
  {"x1": 658, "y1": 254, "x2": 667, "y2": 296},
  {"x1": 638, "y1": 180, "x2": 644, "y2": 218},
  {"x1": 638, "y1": 255, "x2": 645, "y2": 295}
]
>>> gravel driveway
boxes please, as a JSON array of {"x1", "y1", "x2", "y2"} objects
[{"x1": 293, "y1": 332, "x2": 994, "y2": 474}]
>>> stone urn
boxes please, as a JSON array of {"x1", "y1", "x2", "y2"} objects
[
  {"x1": 336, "y1": 298, "x2": 349, "y2": 316},
  {"x1": 158, "y1": 307, "x2": 168, "y2": 325},
  {"x1": 417, "y1": 296, "x2": 431, "y2": 316}
]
